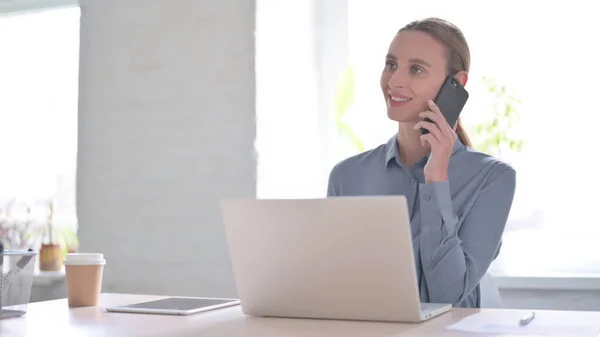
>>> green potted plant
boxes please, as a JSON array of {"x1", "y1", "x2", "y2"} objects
[{"x1": 36, "y1": 201, "x2": 79, "y2": 271}]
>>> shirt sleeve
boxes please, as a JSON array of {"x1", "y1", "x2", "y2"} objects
[
  {"x1": 326, "y1": 165, "x2": 341, "y2": 197},
  {"x1": 418, "y1": 167, "x2": 516, "y2": 305}
]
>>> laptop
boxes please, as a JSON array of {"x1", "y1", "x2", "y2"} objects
[{"x1": 219, "y1": 196, "x2": 451, "y2": 323}]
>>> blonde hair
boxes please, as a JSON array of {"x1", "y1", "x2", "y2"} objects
[{"x1": 399, "y1": 17, "x2": 472, "y2": 147}]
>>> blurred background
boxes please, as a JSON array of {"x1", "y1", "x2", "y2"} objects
[{"x1": 1, "y1": 0, "x2": 599, "y2": 310}]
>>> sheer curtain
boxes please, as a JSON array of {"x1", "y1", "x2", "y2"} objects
[{"x1": 0, "y1": 7, "x2": 80, "y2": 248}]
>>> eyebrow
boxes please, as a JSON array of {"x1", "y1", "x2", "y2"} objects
[{"x1": 386, "y1": 54, "x2": 432, "y2": 68}]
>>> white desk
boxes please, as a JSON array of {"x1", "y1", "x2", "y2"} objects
[{"x1": 2, "y1": 293, "x2": 600, "y2": 336}]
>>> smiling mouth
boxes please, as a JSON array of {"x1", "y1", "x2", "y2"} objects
[
  {"x1": 388, "y1": 95, "x2": 412, "y2": 106},
  {"x1": 390, "y1": 96, "x2": 411, "y2": 102}
]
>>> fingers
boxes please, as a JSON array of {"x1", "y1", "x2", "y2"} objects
[
  {"x1": 419, "y1": 133, "x2": 439, "y2": 148},
  {"x1": 413, "y1": 119, "x2": 443, "y2": 142},
  {"x1": 427, "y1": 99, "x2": 443, "y2": 117},
  {"x1": 420, "y1": 101, "x2": 447, "y2": 129},
  {"x1": 419, "y1": 110, "x2": 452, "y2": 142},
  {"x1": 421, "y1": 100, "x2": 456, "y2": 141}
]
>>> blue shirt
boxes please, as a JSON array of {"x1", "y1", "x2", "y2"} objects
[{"x1": 326, "y1": 134, "x2": 516, "y2": 308}]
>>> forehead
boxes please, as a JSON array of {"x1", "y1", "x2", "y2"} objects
[{"x1": 388, "y1": 30, "x2": 448, "y2": 67}]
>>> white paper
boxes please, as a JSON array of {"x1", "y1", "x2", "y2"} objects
[{"x1": 446, "y1": 310, "x2": 600, "y2": 336}]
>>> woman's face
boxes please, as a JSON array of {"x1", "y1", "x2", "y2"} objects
[{"x1": 380, "y1": 30, "x2": 451, "y2": 123}]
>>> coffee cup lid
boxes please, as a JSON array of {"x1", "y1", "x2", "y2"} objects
[{"x1": 64, "y1": 253, "x2": 106, "y2": 265}]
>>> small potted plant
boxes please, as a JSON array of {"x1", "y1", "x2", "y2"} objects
[{"x1": 37, "y1": 201, "x2": 79, "y2": 271}]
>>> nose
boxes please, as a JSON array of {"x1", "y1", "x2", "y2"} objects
[{"x1": 388, "y1": 69, "x2": 407, "y2": 88}]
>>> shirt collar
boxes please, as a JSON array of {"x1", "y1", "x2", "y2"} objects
[
  {"x1": 384, "y1": 133, "x2": 465, "y2": 169},
  {"x1": 384, "y1": 135, "x2": 398, "y2": 166}
]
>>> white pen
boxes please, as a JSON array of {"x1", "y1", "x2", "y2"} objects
[{"x1": 519, "y1": 311, "x2": 536, "y2": 326}]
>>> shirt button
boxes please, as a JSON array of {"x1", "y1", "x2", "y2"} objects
[
  {"x1": 411, "y1": 179, "x2": 417, "y2": 185},
  {"x1": 425, "y1": 195, "x2": 431, "y2": 201}
]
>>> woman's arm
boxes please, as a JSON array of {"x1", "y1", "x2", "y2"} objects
[
  {"x1": 418, "y1": 167, "x2": 516, "y2": 305},
  {"x1": 326, "y1": 163, "x2": 341, "y2": 197},
  {"x1": 327, "y1": 176, "x2": 339, "y2": 197}
]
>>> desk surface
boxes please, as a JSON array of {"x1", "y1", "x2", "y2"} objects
[{"x1": 2, "y1": 293, "x2": 600, "y2": 337}]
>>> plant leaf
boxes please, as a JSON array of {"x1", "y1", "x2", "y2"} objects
[{"x1": 334, "y1": 65, "x2": 355, "y2": 120}]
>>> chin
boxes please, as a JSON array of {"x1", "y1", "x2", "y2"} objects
[{"x1": 386, "y1": 108, "x2": 419, "y2": 123}]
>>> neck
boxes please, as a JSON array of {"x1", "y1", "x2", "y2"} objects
[{"x1": 397, "y1": 122, "x2": 429, "y2": 168}]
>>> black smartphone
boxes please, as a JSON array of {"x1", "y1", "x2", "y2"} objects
[{"x1": 420, "y1": 75, "x2": 469, "y2": 134}]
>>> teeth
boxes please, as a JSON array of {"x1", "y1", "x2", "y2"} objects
[{"x1": 391, "y1": 96, "x2": 411, "y2": 102}]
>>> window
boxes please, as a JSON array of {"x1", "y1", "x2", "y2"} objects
[
  {"x1": 254, "y1": 0, "x2": 600, "y2": 277},
  {"x1": 255, "y1": 0, "x2": 325, "y2": 199},
  {"x1": 0, "y1": 7, "x2": 80, "y2": 249},
  {"x1": 345, "y1": 0, "x2": 600, "y2": 276}
]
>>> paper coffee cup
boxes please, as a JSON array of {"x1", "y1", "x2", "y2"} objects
[{"x1": 64, "y1": 253, "x2": 106, "y2": 307}]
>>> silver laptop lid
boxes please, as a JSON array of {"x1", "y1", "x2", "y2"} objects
[{"x1": 220, "y1": 196, "x2": 423, "y2": 322}]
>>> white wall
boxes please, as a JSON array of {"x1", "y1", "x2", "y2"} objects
[{"x1": 76, "y1": 0, "x2": 256, "y2": 297}]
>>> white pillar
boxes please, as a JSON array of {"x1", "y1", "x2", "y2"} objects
[{"x1": 77, "y1": 0, "x2": 257, "y2": 297}]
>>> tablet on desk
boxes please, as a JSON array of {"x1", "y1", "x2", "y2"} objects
[{"x1": 105, "y1": 297, "x2": 241, "y2": 316}]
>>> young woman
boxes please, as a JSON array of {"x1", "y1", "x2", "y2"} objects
[{"x1": 327, "y1": 17, "x2": 516, "y2": 308}]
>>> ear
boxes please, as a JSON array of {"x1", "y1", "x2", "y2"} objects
[{"x1": 453, "y1": 71, "x2": 468, "y2": 87}]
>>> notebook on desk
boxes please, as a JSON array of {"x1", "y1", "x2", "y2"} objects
[
  {"x1": 220, "y1": 196, "x2": 451, "y2": 323},
  {"x1": 446, "y1": 310, "x2": 600, "y2": 336}
]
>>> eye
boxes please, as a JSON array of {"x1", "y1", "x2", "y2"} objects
[
  {"x1": 410, "y1": 65, "x2": 424, "y2": 74},
  {"x1": 385, "y1": 60, "x2": 397, "y2": 71}
]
